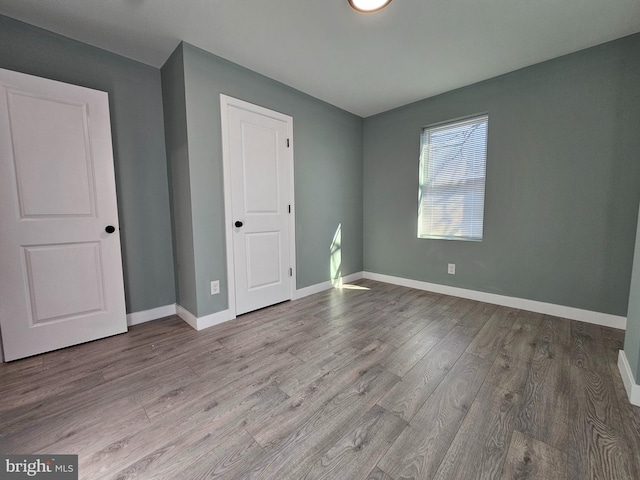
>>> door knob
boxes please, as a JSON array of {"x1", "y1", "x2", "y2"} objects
[
  {"x1": 234, "y1": 221, "x2": 244, "y2": 228},
  {"x1": 105, "y1": 225, "x2": 116, "y2": 234}
]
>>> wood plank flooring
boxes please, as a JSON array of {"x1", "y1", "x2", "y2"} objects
[{"x1": 1, "y1": 279, "x2": 638, "y2": 480}]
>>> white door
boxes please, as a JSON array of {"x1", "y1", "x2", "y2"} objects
[
  {"x1": 222, "y1": 96, "x2": 294, "y2": 316},
  {"x1": 0, "y1": 68, "x2": 127, "y2": 361}
]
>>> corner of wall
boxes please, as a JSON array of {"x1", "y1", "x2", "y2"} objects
[
  {"x1": 623, "y1": 204, "x2": 640, "y2": 383},
  {"x1": 161, "y1": 42, "x2": 198, "y2": 315},
  {"x1": 176, "y1": 304, "x2": 232, "y2": 331},
  {"x1": 618, "y1": 350, "x2": 640, "y2": 406}
]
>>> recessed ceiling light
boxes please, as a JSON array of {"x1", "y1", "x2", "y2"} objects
[{"x1": 348, "y1": 0, "x2": 392, "y2": 13}]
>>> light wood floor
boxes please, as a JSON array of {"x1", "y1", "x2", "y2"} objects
[{"x1": 1, "y1": 279, "x2": 639, "y2": 480}]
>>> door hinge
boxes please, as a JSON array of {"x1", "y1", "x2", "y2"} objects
[
  {"x1": 289, "y1": 268, "x2": 293, "y2": 277},
  {"x1": 286, "y1": 138, "x2": 290, "y2": 148},
  {"x1": 288, "y1": 204, "x2": 291, "y2": 213}
]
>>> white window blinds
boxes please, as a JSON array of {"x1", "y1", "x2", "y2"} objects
[{"x1": 418, "y1": 115, "x2": 488, "y2": 241}]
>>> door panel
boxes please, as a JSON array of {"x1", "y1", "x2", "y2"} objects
[
  {"x1": 24, "y1": 242, "x2": 105, "y2": 324},
  {"x1": 242, "y1": 123, "x2": 280, "y2": 213},
  {"x1": 226, "y1": 101, "x2": 293, "y2": 315},
  {"x1": 245, "y1": 231, "x2": 282, "y2": 289},
  {"x1": 0, "y1": 68, "x2": 127, "y2": 361},
  {"x1": 9, "y1": 91, "x2": 95, "y2": 217}
]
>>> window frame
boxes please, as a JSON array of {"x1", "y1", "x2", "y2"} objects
[{"x1": 417, "y1": 113, "x2": 489, "y2": 242}]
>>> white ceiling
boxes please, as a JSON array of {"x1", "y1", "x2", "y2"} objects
[{"x1": 1, "y1": 0, "x2": 639, "y2": 117}]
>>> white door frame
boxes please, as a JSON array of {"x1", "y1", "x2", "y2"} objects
[{"x1": 220, "y1": 94, "x2": 296, "y2": 319}]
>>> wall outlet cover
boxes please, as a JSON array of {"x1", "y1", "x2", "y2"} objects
[{"x1": 448, "y1": 264, "x2": 456, "y2": 275}]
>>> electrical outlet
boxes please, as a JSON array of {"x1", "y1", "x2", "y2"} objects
[
  {"x1": 210, "y1": 280, "x2": 220, "y2": 295},
  {"x1": 448, "y1": 263, "x2": 456, "y2": 275}
]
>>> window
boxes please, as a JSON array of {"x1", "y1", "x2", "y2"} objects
[{"x1": 418, "y1": 114, "x2": 488, "y2": 241}]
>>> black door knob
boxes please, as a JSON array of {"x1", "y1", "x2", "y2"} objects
[
  {"x1": 234, "y1": 221, "x2": 244, "y2": 228},
  {"x1": 105, "y1": 225, "x2": 116, "y2": 234}
]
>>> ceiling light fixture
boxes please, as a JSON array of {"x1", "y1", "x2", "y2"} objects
[{"x1": 348, "y1": 0, "x2": 392, "y2": 13}]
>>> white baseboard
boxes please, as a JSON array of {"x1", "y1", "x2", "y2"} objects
[
  {"x1": 1, "y1": 270, "x2": 626, "y2": 364},
  {"x1": 176, "y1": 304, "x2": 232, "y2": 331},
  {"x1": 363, "y1": 272, "x2": 627, "y2": 330},
  {"x1": 0, "y1": 304, "x2": 179, "y2": 363},
  {"x1": 179, "y1": 271, "x2": 365, "y2": 328},
  {"x1": 293, "y1": 271, "x2": 364, "y2": 300},
  {"x1": 618, "y1": 350, "x2": 640, "y2": 406},
  {"x1": 126, "y1": 304, "x2": 177, "y2": 326}
]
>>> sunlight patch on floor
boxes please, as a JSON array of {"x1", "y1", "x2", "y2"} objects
[{"x1": 339, "y1": 284, "x2": 370, "y2": 291}]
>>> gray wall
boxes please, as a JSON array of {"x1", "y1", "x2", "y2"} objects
[
  {"x1": 0, "y1": 15, "x2": 176, "y2": 314},
  {"x1": 168, "y1": 42, "x2": 363, "y2": 317},
  {"x1": 364, "y1": 33, "x2": 640, "y2": 316},
  {"x1": 624, "y1": 207, "x2": 640, "y2": 380}
]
